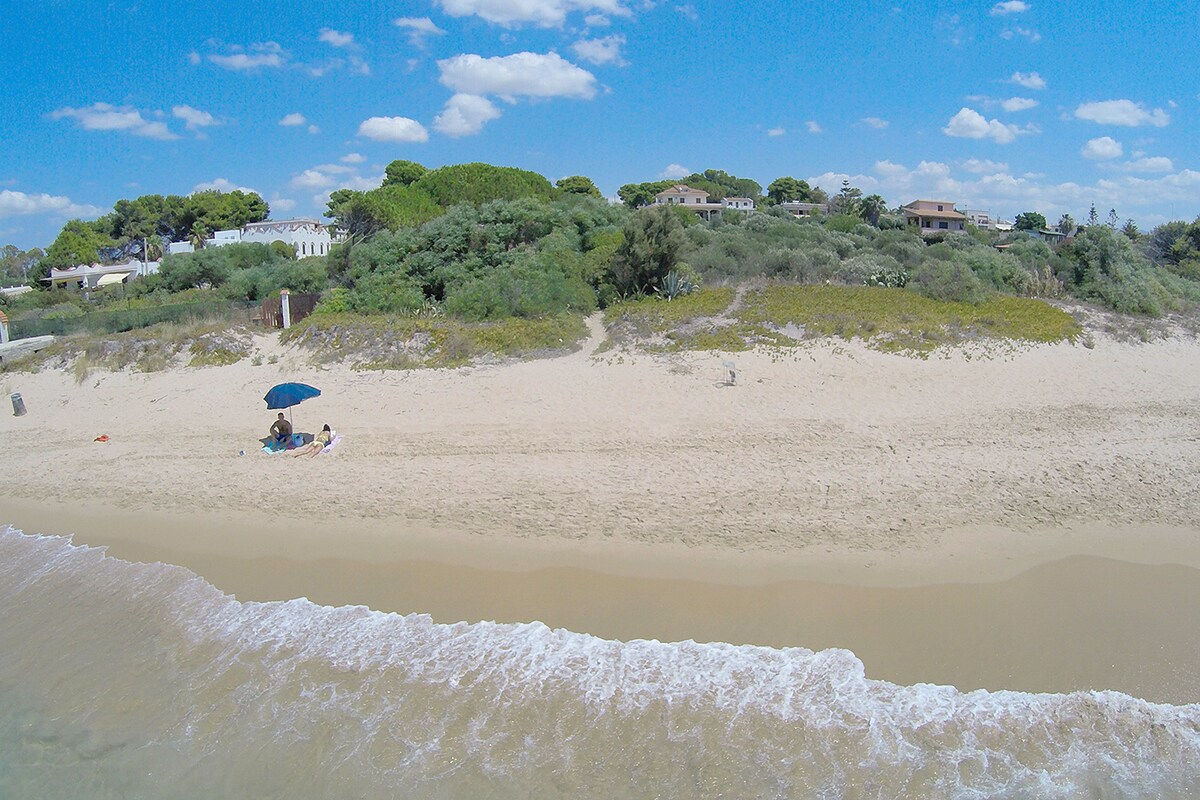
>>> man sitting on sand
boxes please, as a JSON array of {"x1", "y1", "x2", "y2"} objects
[{"x1": 269, "y1": 412, "x2": 292, "y2": 448}]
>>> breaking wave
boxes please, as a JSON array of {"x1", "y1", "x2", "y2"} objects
[{"x1": 1, "y1": 525, "x2": 1198, "y2": 799}]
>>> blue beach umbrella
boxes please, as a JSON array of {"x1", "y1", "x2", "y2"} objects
[{"x1": 263, "y1": 382, "x2": 321, "y2": 425}]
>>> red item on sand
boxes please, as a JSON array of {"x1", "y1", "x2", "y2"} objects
[{"x1": 94, "y1": 434, "x2": 110, "y2": 442}]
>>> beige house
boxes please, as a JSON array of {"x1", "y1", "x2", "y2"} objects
[
  {"x1": 902, "y1": 200, "x2": 966, "y2": 233},
  {"x1": 651, "y1": 185, "x2": 727, "y2": 221}
]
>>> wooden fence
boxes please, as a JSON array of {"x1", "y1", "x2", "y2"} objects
[{"x1": 259, "y1": 293, "x2": 320, "y2": 329}]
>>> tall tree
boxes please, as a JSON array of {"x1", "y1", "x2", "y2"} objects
[
  {"x1": 858, "y1": 194, "x2": 887, "y2": 226},
  {"x1": 766, "y1": 177, "x2": 813, "y2": 205},
  {"x1": 617, "y1": 181, "x2": 675, "y2": 208},
  {"x1": 1087, "y1": 204, "x2": 1099, "y2": 226},
  {"x1": 1014, "y1": 211, "x2": 1048, "y2": 231},
  {"x1": 382, "y1": 160, "x2": 428, "y2": 187},
  {"x1": 830, "y1": 180, "x2": 863, "y2": 216},
  {"x1": 42, "y1": 219, "x2": 116, "y2": 271},
  {"x1": 1121, "y1": 218, "x2": 1140, "y2": 241},
  {"x1": 0, "y1": 245, "x2": 45, "y2": 283},
  {"x1": 1057, "y1": 213, "x2": 1075, "y2": 235},
  {"x1": 609, "y1": 206, "x2": 685, "y2": 295},
  {"x1": 556, "y1": 175, "x2": 602, "y2": 198},
  {"x1": 1107, "y1": 208, "x2": 1120, "y2": 229}
]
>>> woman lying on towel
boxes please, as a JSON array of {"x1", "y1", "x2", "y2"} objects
[{"x1": 291, "y1": 424, "x2": 334, "y2": 457}]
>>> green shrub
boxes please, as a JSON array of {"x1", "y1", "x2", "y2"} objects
[{"x1": 908, "y1": 260, "x2": 993, "y2": 304}]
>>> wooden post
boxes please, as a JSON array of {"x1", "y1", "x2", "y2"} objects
[{"x1": 0, "y1": 310, "x2": 9, "y2": 344}]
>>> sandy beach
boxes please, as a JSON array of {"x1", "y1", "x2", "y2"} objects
[{"x1": 4, "y1": 322, "x2": 1200, "y2": 702}]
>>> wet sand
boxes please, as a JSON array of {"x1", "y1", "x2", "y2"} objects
[{"x1": 7, "y1": 498, "x2": 1200, "y2": 705}]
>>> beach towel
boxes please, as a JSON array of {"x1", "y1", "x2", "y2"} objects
[{"x1": 320, "y1": 434, "x2": 342, "y2": 454}]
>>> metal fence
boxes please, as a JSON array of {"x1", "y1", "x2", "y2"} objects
[{"x1": 9, "y1": 301, "x2": 255, "y2": 338}]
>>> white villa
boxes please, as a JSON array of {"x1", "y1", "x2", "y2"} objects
[
  {"x1": 170, "y1": 218, "x2": 336, "y2": 258},
  {"x1": 48, "y1": 258, "x2": 160, "y2": 290},
  {"x1": 779, "y1": 201, "x2": 829, "y2": 218},
  {"x1": 902, "y1": 200, "x2": 966, "y2": 234},
  {"x1": 964, "y1": 209, "x2": 992, "y2": 229}
]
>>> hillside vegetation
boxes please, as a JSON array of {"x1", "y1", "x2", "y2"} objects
[{"x1": 6, "y1": 161, "x2": 1200, "y2": 370}]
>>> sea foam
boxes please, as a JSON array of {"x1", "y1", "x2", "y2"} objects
[{"x1": 1, "y1": 525, "x2": 1197, "y2": 799}]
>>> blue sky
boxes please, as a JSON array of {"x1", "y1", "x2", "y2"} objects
[{"x1": 1, "y1": 0, "x2": 1196, "y2": 249}]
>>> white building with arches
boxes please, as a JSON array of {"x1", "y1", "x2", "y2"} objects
[{"x1": 181, "y1": 218, "x2": 335, "y2": 258}]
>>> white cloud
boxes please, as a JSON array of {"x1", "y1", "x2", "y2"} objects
[
  {"x1": 961, "y1": 158, "x2": 1009, "y2": 174},
  {"x1": 394, "y1": 16, "x2": 447, "y2": 46},
  {"x1": 767, "y1": 126, "x2": 786, "y2": 137},
  {"x1": 434, "y1": 0, "x2": 630, "y2": 27},
  {"x1": 1106, "y1": 157, "x2": 1175, "y2": 174},
  {"x1": 806, "y1": 120, "x2": 822, "y2": 134},
  {"x1": 318, "y1": 28, "x2": 355, "y2": 47},
  {"x1": 50, "y1": 103, "x2": 179, "y2": 140},
  {"x1": 1075, "y1": 99, "x2": 1170, "y2": 127},
  {"x1": 658, "y1": 163, "x2": 689, "y2": 179},
  {"x1": 1000, "y1": 97, "x2": 1038, "y2": 112},
  {"x1": 280, "y1": 113, "x2": 307, "y2": 127},
  {"x1": 358, "y1": 116, "x2": 430, "y2": 142},
  {"x1": 860, "y1": 117, "x2": 889, "y2": 129},
  {"x1": 942, "y1": 107, "x2": 1026, "y2": 144},
  {"x1": 172, "y1": 104, "x2": 219, "y2": 132},
  {"x1": 572, "y1": 34, "x2": 627, "y2": 66},
  {"x1": 1081, "y1": 136, "x2": 1123, "y2": 160},
  {"x1": 192, "y1": 178, "x2": 258, "y2": 194},
  {"x1": 434, "y1": 94, "x2": 502, "y2": 137},
  {"x1": 1009, "y1": 71, "x2": 1046, "y2": 90},
  {"x1": 308, "y1": 55, "x2": 371, "y2": 77},
  {"x1": 584, "y1": 13, "x2": 610, "y2": 25},
  {"x1": 438, "y1": 52, "x2": 597, "y2": 99},
  {"x1": 270, "y1": 196, "x2": 297, "y2": 212},
  {"x1": 0, "y1": 189, "x2": 102, "y2": 219},
  {"x1": 207, "y1": 42, "x2": 287, "y2": 71},
  {"x1": 873, "y1": 160, "x2": 911, "y2": 179},
  {"x1": 341, "y1": 153, "x2": 366, "y2": 163},
  {"x1": 1000, "y1": 26, "x2": 1041, "y2": 42},
  {"x1": 291, "y1": 169, "x2": 338, "y2": 189},
  {"x1": 990, "y1": 0, "x2": 1029, "y2": 14}
]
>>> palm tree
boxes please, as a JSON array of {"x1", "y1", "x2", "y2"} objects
[
  {"x1": 188, "y1": 224, "x2": 209, "y2": 250},
  {"x1": 859, "y1": 194, "x2": 887, "y2": 226}
]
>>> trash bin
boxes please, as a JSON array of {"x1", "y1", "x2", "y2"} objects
[{"x1": 11, "y1": 393, "x2": 25, "y2": 416}]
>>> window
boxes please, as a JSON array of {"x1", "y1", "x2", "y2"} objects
[
  {"x1": 939, "y1": 221, "x2": 948, "y2": 229},
  {"x1": 937, "y1": 205, "x2": 944, "y2": 211}
]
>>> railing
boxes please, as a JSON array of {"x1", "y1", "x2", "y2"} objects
[{"x1": 9, "y1": 301, "x2": 255, "y2": 338}]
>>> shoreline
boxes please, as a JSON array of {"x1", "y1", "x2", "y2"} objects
[
  {"x1": 6, "y1": 497, "x2": 1200, "y2": 705},
  {"x1": 3, "y1": 331, "x2": 1200, "y2": 704}
]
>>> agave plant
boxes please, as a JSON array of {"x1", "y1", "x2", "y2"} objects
[{"x1": 655, "y1": 269, "x2": 696, "y2": 301}]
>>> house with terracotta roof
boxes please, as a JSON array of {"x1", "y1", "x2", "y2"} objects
[
  {"x1": 902, "y1": 200, "x2": 966, "y2": 234},
  {"x1": 650, "y1": 185, "x2": 760, "y2": 218}
]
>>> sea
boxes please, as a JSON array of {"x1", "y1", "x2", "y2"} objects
[{"x1": 2, "y1": 525, "x2": 1199, "y2": 799}]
